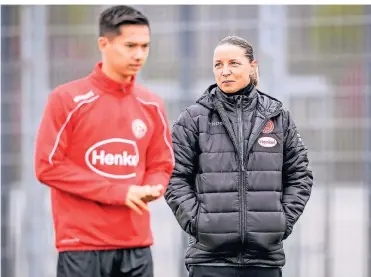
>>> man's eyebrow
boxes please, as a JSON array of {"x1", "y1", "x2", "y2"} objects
[{"x1": 124, "y1": 41, "x2": 151, "y2": 45}]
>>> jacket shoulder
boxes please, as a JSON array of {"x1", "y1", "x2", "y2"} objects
[
  {"x1": 133, "y1": 83, "x2": 165, "y2": 107},
  {"x1": 173, "y1": 103, "x2": 208, "y2": 133},
  {"x1": 256, "y1": 90, "x2": 283, "y2": 105},
  {"x1": 185, "y1": 103, "x2": 210, "y2": 119},
  {"x1": 281, "y1": 108, "x2": 293, "y2": 134},
  {"x1": 49, "y1": 77, "x2": 96, "y2": 108},
  {"x1": 256, "y1": 89, "x2": 283, "y2": 114}
]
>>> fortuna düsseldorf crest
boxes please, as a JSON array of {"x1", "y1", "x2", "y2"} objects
[{"x1": 262, "y1": 120, "x2": 274, "y2": 134}]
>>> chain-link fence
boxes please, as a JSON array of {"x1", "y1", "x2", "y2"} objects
[{"x1": 2, "y1": 5, "x2": 370, "y2": 277}]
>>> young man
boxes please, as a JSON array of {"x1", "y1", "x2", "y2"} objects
[{"x1": 34, "y1": 5, "x2": 174, "y2": 277}]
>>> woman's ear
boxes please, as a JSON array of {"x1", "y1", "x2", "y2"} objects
[
  {"x1": 253, "y1": 66, "x2": 259, "y2": 87},
  {"x1": 251, "y1": 59, "x2": 258, "y2": 70},
  {"x1": 249, "y1": 61, "x2": 259, "y2": 88}
]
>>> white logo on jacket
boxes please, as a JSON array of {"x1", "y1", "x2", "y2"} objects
[
  {"x1": 73, "y1": 91, "x2": 95, "y2": 103},
  {"x1": 208, "y1": 121, "x2": 223, "y2": 126},
  {"x1": 132, "y1": 119, "x2": 147, "y2": 139},
  {"x1": 85, "y1": 138, "x2": 139, "y2": 179},
  {"x1": 258, "y1": 137, "x2": 277, "y2": 148}
]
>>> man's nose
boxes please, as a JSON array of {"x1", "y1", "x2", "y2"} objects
[{"x1": 134, "y1": 48, "x2": 145, "y2": 60}]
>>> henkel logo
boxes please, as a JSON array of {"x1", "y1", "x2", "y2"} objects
[
  {"x1": 91, "y1": 150, "x2": 138, "y2": 166},
  {"x1": 258, "y1": 137, "x2": 277, "y2": 148},
  {"x1": 85, "y1": 138, "x2": 139, "y2": 179}
]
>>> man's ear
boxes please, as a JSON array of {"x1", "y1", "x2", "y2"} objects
[{"x1": 97, "y1": 36, "x2": 109, "y2": 52}]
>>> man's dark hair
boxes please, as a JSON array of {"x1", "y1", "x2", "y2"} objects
[
  {"x1": 217, "y1": 35, "x2": 254, "y2": 62},
  {"x1": 99, "y1": 5, "x2": 149, "y2": 37}
]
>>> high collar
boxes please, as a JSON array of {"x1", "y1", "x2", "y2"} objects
[
  {"x1": 89, "y1": 62, "x2": 136, "y2": 97},
  {"x1": 216, "y1": 82, "x2": 257, "y2": 111},
  {"x1": 221, "y1": 81, "x2": 254, "y2": 98},
  {"x1": 196, "y1": 83, "x2": 283, "y2": 118}
]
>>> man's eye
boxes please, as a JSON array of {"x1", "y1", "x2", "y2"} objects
[
  {"x1": 126, "y1": 44, "x2": 134, "y2": 48},
  {"x1": 215, "y1": 63, "x2": 221, "y2": 67}
]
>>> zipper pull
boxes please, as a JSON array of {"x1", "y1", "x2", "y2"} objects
[{"x1": 236, "y1": 96, "x2": 241, "y2": 110}]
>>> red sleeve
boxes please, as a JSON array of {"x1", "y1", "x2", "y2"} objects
[
  {"x1": 141, "y1": 99, "x2": 174, "y2": 196},
  {"x1": 34, "y1": 88, "x2": 129, "y2": 205}
]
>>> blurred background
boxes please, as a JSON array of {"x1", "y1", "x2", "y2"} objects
[{"x1": 1, "y1": 4, "x2": 370, "y2": 277}]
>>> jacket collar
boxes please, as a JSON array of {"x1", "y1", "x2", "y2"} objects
[
  {"x1": 196, "y1": 83, "x2": 283, "y2": 117},
  {"x1": 215, "y1": 84, "x2": 257, "y2": 111},
  {"x1": 89, "y1": 62, "x2": 136, "y2": 97}
]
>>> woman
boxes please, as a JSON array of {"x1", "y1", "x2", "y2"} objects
[{"x1": 164, "y1": 35, "x2": 313, "y2": 277}]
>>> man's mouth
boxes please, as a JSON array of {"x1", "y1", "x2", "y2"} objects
[{"x1": 129, "y1": 64, "x2": 142, "y2": 68}]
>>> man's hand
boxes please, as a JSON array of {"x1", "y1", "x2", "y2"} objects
[
  {"x1": 125, "y1": 185, "x2": 150, "y2": 215},
  {"x1": 125, "y1": 185, "x2": 164, "y2": 214},
  {"x1": 141, "y1": 184, "x2": 164, "y2": 203}
]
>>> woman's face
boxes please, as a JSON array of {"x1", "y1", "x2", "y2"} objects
[{"x1": 213, "y1": 44, "x2": 257, "y2": 93}]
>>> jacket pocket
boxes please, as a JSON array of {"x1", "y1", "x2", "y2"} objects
[
  {"x1": 195, "y1": 205, "x2": 201, "y2": 240},
  {"x1": 279, "y1": 201, "x2": 288, "y2": 241},
  {"x1": 281, "y1": 204, "x2": 294, "y2": 240},
  {"x1": 194, "y1": 181, "x2": 201, "y2": 240},
  {"x1": 188, "y1": 265, "x2": 194, "y2": 277},
  {"x1": 280, "y1": 212, "x2": 287, "y2": 241}
]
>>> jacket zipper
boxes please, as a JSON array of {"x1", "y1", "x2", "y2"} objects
[{"x1": 236, "y1": 96, "x2": 246, "y2": 247}]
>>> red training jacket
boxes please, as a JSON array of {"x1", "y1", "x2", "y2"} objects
[{"x1": 34, "y1": 62, "x2": 175, "y2": 252}]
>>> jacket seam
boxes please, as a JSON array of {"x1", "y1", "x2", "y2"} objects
[{"x1": 48, "y1": 94, "x2": 100, "y2": 165}]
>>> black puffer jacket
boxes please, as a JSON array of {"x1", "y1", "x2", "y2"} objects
[{"x1": 164, "y1": 84, "x2": 313, "y2": 268}]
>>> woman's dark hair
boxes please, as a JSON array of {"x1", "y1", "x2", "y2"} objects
[
  {"x1": 217, "y1": 36, "x2": 259, "y2": 87},
  {"x1": 99, "y1": 5, "x2": 149, "y2": 37}
]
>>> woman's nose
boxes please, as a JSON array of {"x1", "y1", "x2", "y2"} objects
[{"x1": 222, "y1": 67, "x2": 231, "y2": 76}]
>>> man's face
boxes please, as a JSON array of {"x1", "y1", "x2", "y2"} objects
[{"x1": 99, "y1": 24, "x2": 150, "y2": 78}]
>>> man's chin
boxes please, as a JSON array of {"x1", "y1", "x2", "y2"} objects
[
  {"x1": 127, "y1": 66, "x2": 143, "y2": 74},
  {"x1": 127, "y1": 71, "x2": 140, "y2": 78},
  {"x1": 120, "y1": 70, "x2": 138, "y2": 81}
]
